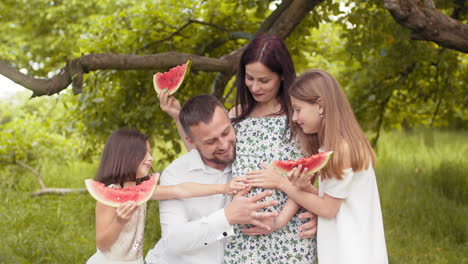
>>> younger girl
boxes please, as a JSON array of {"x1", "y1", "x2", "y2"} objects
[
  {"x1": 86, "y1": 128, "x2": 245, "y2": 264},
  {"x1": 246, "y1": 69, "x2": 388, "y2": 264}
]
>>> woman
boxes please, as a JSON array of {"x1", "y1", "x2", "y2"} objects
[
  {"x1": 157, "y1": 34, "x2": 317, "y2": 264},
  {"x1": 223, "y1": 34, "x2": 316, "y2": 264}
]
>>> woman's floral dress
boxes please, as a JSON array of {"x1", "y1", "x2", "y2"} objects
[{"x1": 224, "y1": 116, "x2": 317, "y2": 264}]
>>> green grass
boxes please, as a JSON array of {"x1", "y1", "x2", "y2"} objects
[
  {"x1": 0, "y1": 130, "x2": 466, "y2": 263},
  {"x1": 376, "y1": 129, "x2": 467, "y2": 264}
]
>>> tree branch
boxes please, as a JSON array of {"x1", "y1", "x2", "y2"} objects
[
  {"x1": 384, "y1": 0, "x2": 468, "y2": 53},
  {"x1": 256, "y1": 0, "x2": 294, "y2": 34},
  {"x1": 137, "y1": 19, "x2": 236, "y2": 51},
  {"x1": 15, "y1": 160, "x2": 47, "y2": 190},
  {"x1": 13, "y1": 160, "x2": 87, "y2": 196},
  {"x1": 210, "y1": 72, "x2": 235, "y2": 101},
  {"x1": 0, "y1": 53, "x2": 231, "y2": 97},
  {"x1": 0, "y1": 0, "x2": 324, "y2": 98},
  {"x1": 201, "y1": 32, "x2": 255, "y2": 55},
  {"x1": 268, "y1": 0, "x2": 325, "y2": 38}
]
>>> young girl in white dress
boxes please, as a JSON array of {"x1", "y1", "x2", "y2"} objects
[
  {"x1": 86, "y1": 128, "x2": 245, "y2": 264},
  {"x1": 246, "y1": 69, "x2": 388, "y2": 264}
]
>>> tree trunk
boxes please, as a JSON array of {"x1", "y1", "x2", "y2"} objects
[{"x1": 384, "y1": 0, "x2": 468, "y2": 53}]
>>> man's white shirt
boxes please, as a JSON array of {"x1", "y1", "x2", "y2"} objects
[{"x1": 146, "y1": 149, "x2": 234, "y2": 264}]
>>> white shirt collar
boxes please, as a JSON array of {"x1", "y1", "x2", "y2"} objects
[{"x1": 186, "y1": 149, "x2": 232, "y2": 174}]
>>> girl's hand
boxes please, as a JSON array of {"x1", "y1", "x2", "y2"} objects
[
  {"x1": 157, "y1": 88, "x2": 181, "y2": 120},
  {"x1": 287, "y1": 165, "x2": 316, "y2": 193},
  {"x1": 245, "y1": 162, "x2": 286, "y2": 190},
  {"x1": 241, "y1": 217, "x2": 278, "y2": 236},
  {"x1": 225, "y1": 176, "x2": 249, "y2": 195},
  {"x1": 115, "y1": 201, "x2": 138, "y2": 225}
]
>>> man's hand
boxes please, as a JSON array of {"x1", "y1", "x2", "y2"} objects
[
  {"x1": 297, "y1": 211, "x2": 317, "y2": 238},
  {"x1": 157, "y1": 88, "x2": 181, "y2": 120},
  {"x1": 224, "y1": 186, "x2": 278, "y2": 230}
]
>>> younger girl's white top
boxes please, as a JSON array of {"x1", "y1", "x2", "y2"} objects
[
  {"x1": 317, "y1": 166, "x2": 388, "y2": 264},
  {"x1": 86, "y1": 194, "x2": 146, "y2": 264}
]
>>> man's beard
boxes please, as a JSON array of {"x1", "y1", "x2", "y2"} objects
[{"x1": 201, "y1": 146, "x2": 236, "y2": 165}]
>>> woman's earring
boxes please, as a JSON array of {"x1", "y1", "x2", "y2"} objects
[{"x1": 319, "y1": 113, "x2": 323, "y2": 119}]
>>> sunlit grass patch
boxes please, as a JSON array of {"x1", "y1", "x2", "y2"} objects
[{"x1": 376, "y1": 129, "x2": 467, "y2": 263}]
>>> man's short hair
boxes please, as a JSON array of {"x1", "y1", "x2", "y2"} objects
[{"x1": 179, "y1": 94, "x2": 226, "y2": 138}]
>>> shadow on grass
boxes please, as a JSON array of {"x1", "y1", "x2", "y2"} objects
[{"x1": 431, "y1": 160, "x2": 467, "y2": 205}]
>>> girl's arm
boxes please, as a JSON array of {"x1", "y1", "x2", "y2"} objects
[
  {"x1": 283, "y1": 143, "x2": 352, "y2": 218},
  {"x1": 95, "y1": 201, "x2": 138, "y2": 251},
  {"x1": 246, "y1": 163, "x2": 343, "y2": 219},
  {"x1": 152, "y1": 177, "x2": 248, "y2": 200},
  {"x1": 157, "y1": 89, "x2": 192, "y2": 151},
  {"x1": 243, "y1": 163, "x2": 301, "y2": 228},
  {"x1": 275, "y1": 198, "x2": 300, "y2": 229},
  {"x1": 280, "y1": 174, "x2": 342, "y2": 219},
  {"x1": 242, "y1": 198, "x2": 300, "y2": 236}
]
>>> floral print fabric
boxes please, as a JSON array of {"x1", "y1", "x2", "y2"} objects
[{"x1": 224, "y1": 116, "x2": 317, "y2": 264}]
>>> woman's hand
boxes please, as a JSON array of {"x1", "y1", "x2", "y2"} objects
[
  {"x1": 225, "y1": 177, "x2": 249, "y2": 195},
  {"x1": 287, "y1": 165, "x2": 316, "y2": 193},
  {"x1": 241, "y1": 217, "x2": 278, "y2": 236},
  {"x1": 245, "y1": 162, "x2": 287, "y2": 190},
  {"x1": 297, "y1": 211, "x2": 317, "y2": 238},
  {"x1": 115, "y1": 201, "x2": 138, "y2": 225},
  {"x1": 157, "y1": 88, "x2": 181, "y2": 120}
]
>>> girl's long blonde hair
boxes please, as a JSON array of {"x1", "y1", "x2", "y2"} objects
[{"x1": 288, "y1": 69, "x2": 375, "y2": 180}]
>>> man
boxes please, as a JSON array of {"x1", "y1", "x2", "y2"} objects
[
  {"x1": 147, "y1": 94, "x2": 317, "y2": 264},
  {"x1": 146, "y1": 95, "x2": 280, "y2": 264}
]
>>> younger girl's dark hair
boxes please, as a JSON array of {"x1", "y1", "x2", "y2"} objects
[
  {"x1": 95, "y1": 128, "x2": 149, "y2": 187},
  {"x1": 233, "y1": 33, "x2": 296, "y2": 123}
]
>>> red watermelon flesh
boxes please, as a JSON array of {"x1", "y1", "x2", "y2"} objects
[
  {"x1": 153, "y1": 60, "x2": 191, "y2": 95},
  {"x1": 85, "y1": 174, "x2": 159, "y2": 207},
  {"x1": 271, "y1": 151, "x2": 333, "y2": 176}
]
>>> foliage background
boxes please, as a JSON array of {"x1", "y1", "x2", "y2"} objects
[{"x1": 0, "y1": 0, "x2": 466, "y2": 263}]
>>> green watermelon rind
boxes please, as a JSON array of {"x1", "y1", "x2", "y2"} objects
[
  {"x1": 85, "y1": 174, "x2": 158, "y2": 207},
  {"x1": 271, "y1": 151, "x2": 333, "y2": 176},
  {"x1": 153, "y1": 60, "x2": 192, "y2": 95}
]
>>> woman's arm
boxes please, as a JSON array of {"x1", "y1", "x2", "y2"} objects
[
  {"x1": 95, "y1": 201, "x2": 138, "y2": 251},
  {"x1": 152, "y1": 177, "x2": 248, "y2": 200}
]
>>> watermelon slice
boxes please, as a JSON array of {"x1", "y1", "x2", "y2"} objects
[
  {"x1": 271, "y1": 151, "x2": 333, "y2": 176},
  {"x1": 85, "y1": 174, "x2": 159, "y2": 207},
  {"x1": 153, "y1": 60, "x2": 192, "y2": 95}
]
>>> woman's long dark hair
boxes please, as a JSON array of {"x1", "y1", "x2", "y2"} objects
[
  {"x1": 95, "y1": 128, "x2": 149, "y2": 187},
  {"x1": 233, "y1": 33, "x2": 296, "y2": 124}
]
